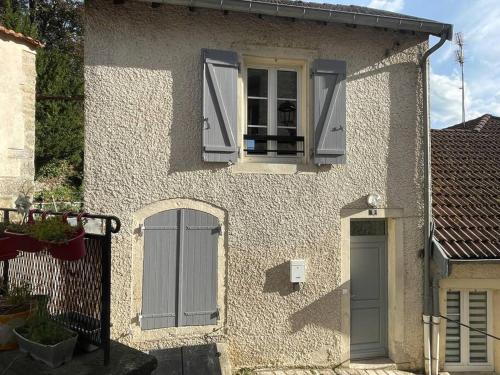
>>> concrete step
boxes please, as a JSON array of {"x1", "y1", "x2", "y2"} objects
[{"x1": 346, "y1": 358, "x2": 398, "y2": 371}]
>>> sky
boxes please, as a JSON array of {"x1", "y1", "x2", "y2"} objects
[{"x1": 310, "y1": 0, "x2": 500, "y2": 128}]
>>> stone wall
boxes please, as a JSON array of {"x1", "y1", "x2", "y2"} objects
[{"x1": 0, "y1": 34, "x2": 37, "y2": 206}]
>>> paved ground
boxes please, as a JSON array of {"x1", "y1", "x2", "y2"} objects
[{"x1": 254, "y1": 369, "x2": 417, "y2": 375}]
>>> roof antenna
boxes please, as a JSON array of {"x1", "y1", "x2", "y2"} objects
[{"x1": 455, "y1": 32, "x2": 465, "y2": 128}]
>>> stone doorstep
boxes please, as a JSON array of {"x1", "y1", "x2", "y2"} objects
[
  {"x1": 253, "y1": 367, "x2": 418, "y2": 375},
  {"x1": 347, "y1": 358, "x2": 398, "y2": 370}
]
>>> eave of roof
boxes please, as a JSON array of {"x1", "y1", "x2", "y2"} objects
[
  {"x1": 0, "y1": 25, "x2": 44, "y2": 48},
  {"x1": 134, "y1": 0, "x2": 453, "y2": 40}
]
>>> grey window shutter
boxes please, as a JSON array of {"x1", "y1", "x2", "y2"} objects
[
  {"x1": 180, "y1": 209, "x2": 219, "y2": 326},
  {"x1": 141, "y1": 210, "x2": 180, "y2": 330},
  {"x1": 312, "y1": 59, "x2": 347, "y2": 165},
  {"x1": 446, "y1": 291, "x2": 461, "y2": 363},
  {"x1": 141, "y1": 209, "x2": 219, "y2": 330},
  {"x1": 469, "y1": 291, "x2": 488, "y2": 363},
  {"x1": 202, "y1": 49, "x2": 239, "y2": 163}
]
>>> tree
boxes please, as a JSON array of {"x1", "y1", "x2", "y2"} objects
[{"x1": 1, "y1": 0, "x2": 84, "y2": 190}]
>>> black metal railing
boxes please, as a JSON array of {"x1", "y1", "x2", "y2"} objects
[
  {"x1": 243, "y1": 134, "x2": 305, "y2": 155},
  {"x1": 0, "y1": 208, "x2": 121, "y2": 365}
]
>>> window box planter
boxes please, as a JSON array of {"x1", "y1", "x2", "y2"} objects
[
  {"x1": 55, "y1": 311, "x2": 100, "y2": 352},
  {"x1": 13, "y1": 326, "x2": 77, "y2": 368},
  {"x1": 3, "y1": 211, "x2": 44, "y2": 253}
]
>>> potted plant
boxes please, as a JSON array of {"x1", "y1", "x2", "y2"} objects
[
  {"x1": 29, "y1": 213, "x2": 86, "y2": 261},
  {"x1": 14, "y1": 301, "x2": 77, "y2": 368},
  {"x1": 0, "y1": 222, "x2": 18, "y2": 261},
  {"x1": 0, "y1": 283, "x2": 35, "y2": 350}
]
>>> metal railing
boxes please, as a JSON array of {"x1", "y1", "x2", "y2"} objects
[{"x1": 0, "y1": 208, "x2": 121, "y2": 365}]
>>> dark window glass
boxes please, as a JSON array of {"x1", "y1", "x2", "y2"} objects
[
  {"x1": 277, "y1": 100, "x2": 297, "y2": 128},
  {"x1": 247, "y1": 126, "x2": 267, "y2": 155},
  {"x1": 248, "y1": 69, "x2": 268, "y2": 97},
  {"x1": 277, "y1": 127, "x2": 298, "y2": 155},
  {"x1": 350, "y1": 220, "x2": 386, "y2": 236},
  {"x1": 277, "y1": 70, "x2": 297, "y2": 99},
  {"x1": 247, "y1": 99, "x2": 268, "y2": 126}
]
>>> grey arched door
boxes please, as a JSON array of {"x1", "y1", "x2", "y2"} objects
[{"x1": 141, "y1": 209, "x2": 220, "y2": 330}]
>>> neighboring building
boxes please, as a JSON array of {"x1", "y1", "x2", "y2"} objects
[
  {"x1": 432, "y1": 114, "x2": 500, "y2": 373},
  {"x1": 84, "y1": 0, "x2": 452, "y2": 371},
  {"x1": 0, "y1": 25, "x2": 42, "y2": 207}
]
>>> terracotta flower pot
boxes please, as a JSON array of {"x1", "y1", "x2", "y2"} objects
[{"x1": 0, "y1": 308, "x2": 32, "y2": 350}]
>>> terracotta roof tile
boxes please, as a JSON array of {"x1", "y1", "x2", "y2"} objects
[
  {"x1": 432, "y1": 114, "x2": 500, "y2": 259},
  {"x1": 0, "y1": 24, "x2": 43, "y2": 48}
]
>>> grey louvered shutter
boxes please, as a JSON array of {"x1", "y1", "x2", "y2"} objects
[
  {"x1": 446, "y1": 291, "x2": 461, "y2": 363},
  {"x1": 202, "y1": 49, "x2": 238, "y2": 163},
  {"x1": 312, "y1": 59, "x2": 347, "y2": 165},
  {"x1": 469, "y1": 291, "x2": 488, "y2": 363},
  {"x1": 180, "y1": 209, "x2": 219, "y2": 326},
  {"x1": 141, "y1": 210, "x2": 179, "y2": 329}
]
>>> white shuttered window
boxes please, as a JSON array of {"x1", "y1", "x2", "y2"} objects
[{"x1": 445, "y1": 290, "x2": 493, "y2": 371}]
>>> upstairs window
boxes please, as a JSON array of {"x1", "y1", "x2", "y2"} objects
[{"x1": 244, "y1": 66, "x2": 304, "y2": 161}]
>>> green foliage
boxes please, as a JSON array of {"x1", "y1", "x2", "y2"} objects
[
  {"x1": 0, "y1": 282, "x2": 33, "y2": 314},
  {"x1": 17, "y1": 301, "x2": 75, "y2": 345},
  {"x1": 29, "y1": 216, "x2": 79, "y2": 243},
  {"x1": 0, "y1": 0, "x2": 37, "y2": 37},
  {"x1": 6, "y1": 222, "x2": 31, "y2": 234},
  {"x1": 0, "y1": 0, "x2": 84, "y2": 192},
  {"x1": 5, "y1": 282, "x2": 32, "y2": 307}
]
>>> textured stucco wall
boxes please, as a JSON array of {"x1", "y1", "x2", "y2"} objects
[
  {"x1": 84, "y1": 0, "x2": 426, "y2": 369},
  {"x1": 439, "y1": 263, "x2": 500, "y2": 373},
  {"x1": 0, "y1": 35, "x2": 37, "y2": 206}
]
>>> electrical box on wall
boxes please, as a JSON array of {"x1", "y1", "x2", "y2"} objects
[{"x1": 290, "y1": 259, "x2": 306, "y2": 283}]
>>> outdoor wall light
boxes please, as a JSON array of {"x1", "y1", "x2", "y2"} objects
[{"x1": 367, "y1": 193, "x2": 381, "y2": 215}]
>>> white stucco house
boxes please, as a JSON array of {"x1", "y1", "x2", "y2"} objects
[
  {"x1": 84, "y1": 1, "x2": 453, "y2": 372},
  {"x1": 0, "y1": 25, "x2": 42, "y2": 207}
]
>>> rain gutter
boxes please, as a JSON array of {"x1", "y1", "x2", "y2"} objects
[{"x1": 136, "y1": 0, "x2": 453, "y2": 40}]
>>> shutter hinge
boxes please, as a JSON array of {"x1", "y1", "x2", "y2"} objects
[
  {"x1": 217, "y1": 225, "x2": 224, "y2": 236},
  {"x1": 138, "y1": 313, "x2": 143, "y2": 326},
  {"x1": 138, "y1": 223, "x2": 145, "y2": 236},
  {"x1": 216, "y1": 306, "x2": 221, "y2": 320},
  {"x1": 237, "y1": 146, "x2": 241, "y2": 158},
  {"x1": 237, "y1": 62, "x2": 241, "y2": 73}
]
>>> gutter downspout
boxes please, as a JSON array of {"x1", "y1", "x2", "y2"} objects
[{"x1": 420, "y1": 33, "x2": 447, "y2": 375}]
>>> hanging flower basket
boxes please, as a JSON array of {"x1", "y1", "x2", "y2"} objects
[
  {"x1": 30, "y1": 213, "x2": 86, "y2": 261},
  {"x1": 3, "y1": 211, "x2": 44, "y2": 253}
]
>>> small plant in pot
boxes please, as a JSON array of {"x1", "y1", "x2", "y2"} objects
[
  {"x1": 29, "y1": 213, "x2": 86, "y2": 261},
  {"x1": 0, "y1": 282, "x2": 35, "y2": 350},
  {"x1": 0, "y1": 222, "x2": 18, "y2": 261},
  {"x1": 14, "y1": 299, "x2": 77, "y2": 368}
]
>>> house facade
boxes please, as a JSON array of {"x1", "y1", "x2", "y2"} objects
[
  {"x1": 432, "y1": 115, "x2": 500, "y2": 373},
  {"x1": 84, "y1": 0, "x2": 452, "y2": 370},
  {"x1": 0, "y1": 26, "x2": 41, "y2": 207}
]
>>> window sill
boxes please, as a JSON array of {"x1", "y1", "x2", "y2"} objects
[{"x1": 231, "y1": 161, "x2": 318, "y2": 175}]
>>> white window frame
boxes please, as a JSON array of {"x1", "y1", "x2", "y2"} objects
[
  {"x1": 444, "y1": 289, "x2": 494, "y2": 372},
  {"x1": 242, "y1": 63, "x2": 304, "y2": 164}
]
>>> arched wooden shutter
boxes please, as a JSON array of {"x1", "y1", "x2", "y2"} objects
[
  {"x1": 202, "y1": 49, "x2": 239, "y2": 163},
  {"x1": 313, "y1": 59, "x2": 347, "y2": 165},
  {"x1": 141, "y1": 209, "x2": 220, "y2": 329}
]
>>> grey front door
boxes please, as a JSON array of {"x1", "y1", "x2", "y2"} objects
[{"x1": 350, "y1": 234, "x2": 388, "y2": 359}]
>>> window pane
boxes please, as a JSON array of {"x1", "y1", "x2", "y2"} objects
[
  {"x1": 277, "y1": 100, "x2": 297, "y2": 128},
  {"x1": 248, "y1": 69, "x2": 268, "y2": 97},
  {"x1": 277, "y1": 127, "x2": 298, "y2": 155},
  {"x1": 350, "y1": 220, "x2": 386, "y2": 236},
  {"x1": 469, "y1": 291, "x2": 488, "y2": 363},
  {"x1": 277, "y1": 70, "x2": 297, "y2": 99},
  {"x1": 246, "y1": 126, "x2": 267, "y2": 155},
  {"x1": 446, "y1": 291, "x2": 461, "y2": 363},
  {"x1": 247, "y1": 99, "x2": 267, "y2": 126}
]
